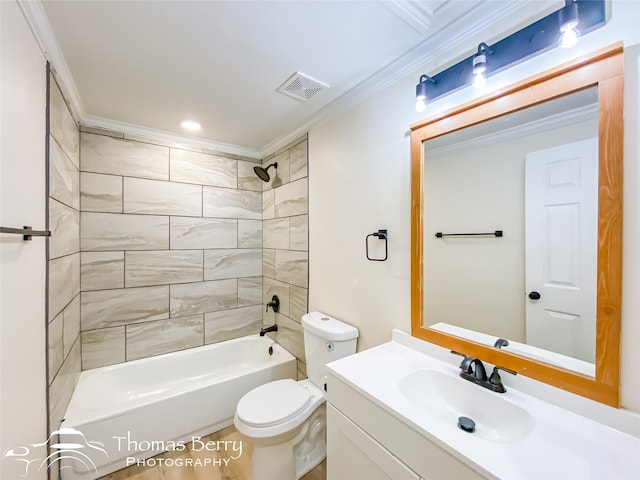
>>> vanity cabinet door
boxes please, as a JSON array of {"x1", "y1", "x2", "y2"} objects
[{"x1": 327, "y1": 404, "x2": 421, "y2": 480}]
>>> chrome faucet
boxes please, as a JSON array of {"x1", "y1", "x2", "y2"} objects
[{"x1": 259, "y1": 324, "x2": 278, "y2": 336}]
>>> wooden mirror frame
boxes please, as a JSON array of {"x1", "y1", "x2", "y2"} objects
[{"x1": 410, "y1": 43, "x2": 623, "y2": 407}]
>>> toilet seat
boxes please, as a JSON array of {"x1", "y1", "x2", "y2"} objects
[
  {"x1": 235, "y1": 379, "x2": 324, "y2": 438},
  {"x1": 237, "y1": 379, "x2": 312, "y2": 427}
]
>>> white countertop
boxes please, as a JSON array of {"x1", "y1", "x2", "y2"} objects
[{"x1": 326, "y1": 333, "x2": 640, "y2": 479}]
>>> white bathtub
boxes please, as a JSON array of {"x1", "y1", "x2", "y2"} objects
[{"x1": 59, "y1": 335, "x2": 296, "y2": 479}]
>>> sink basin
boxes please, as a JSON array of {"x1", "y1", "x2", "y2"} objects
[{"x1": 398, "y1": 369, "x2": 534, "y2": 443}]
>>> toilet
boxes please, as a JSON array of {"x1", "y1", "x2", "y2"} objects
[{"x1": 234, "y1": 311, "x2": 358, "y2": 480}]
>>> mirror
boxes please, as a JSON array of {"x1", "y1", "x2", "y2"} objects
[
  {"x1": 423, "y1": 87, "x2": 599, "y2": 377},
  {"x1": 410, "y1": 43, "x2": 623, "y2": 407}
]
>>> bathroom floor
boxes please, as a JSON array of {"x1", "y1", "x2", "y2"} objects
[{"x1": 100, "y1": 425, "x2": 326, "y2": 480}]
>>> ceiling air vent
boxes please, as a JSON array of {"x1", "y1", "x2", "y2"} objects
[{"x1": 277, "y1": 72, "x2": 328, "y2": 102}]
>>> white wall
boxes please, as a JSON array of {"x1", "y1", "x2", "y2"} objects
[
  {"x1": 0, "y1": 1, "x2": 48, "y2": 479},
  {"x1": 309, "y1": 0, "x2": 640, "y2": 412}
]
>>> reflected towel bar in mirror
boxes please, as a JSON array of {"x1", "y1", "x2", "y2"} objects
[
  {"x1": 435, "y1": 230, "x2": 503, "y2": 238},
  {"x1": 0, "y1": 226, "x2": 52, "y2": 241}
]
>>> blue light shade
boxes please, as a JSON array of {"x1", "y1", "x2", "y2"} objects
[{"x1": 414, "y1": 0, "x2": 605, "y2": 105}]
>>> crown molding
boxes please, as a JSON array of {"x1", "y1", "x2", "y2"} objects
[
  {"x1": 82, "y1": 115, "x2": 262, "y2": 159},
  {"x1": 260, "y1": 0, "x2": 559, "y2": 157},
  {"x1": 22, "y1": 0, "x2": 563, "y2": 160},
  {"x1": 18, "y1": 0, "x2": 85, "y2": 124}
]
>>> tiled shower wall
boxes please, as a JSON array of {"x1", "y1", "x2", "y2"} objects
[
  {"x1": 261, "y1": 137, "x2": 309, "y2": 374},
  {"x1": 78, "y1": 130, "x2": 267, "y2": 368},
  {"x1": 48, "y1": 73, "x2": 82, "y2": 433}
]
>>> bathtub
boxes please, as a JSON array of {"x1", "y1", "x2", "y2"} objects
[{"x1": 59, "y1": 335, "x2": 296, "y2": 479}]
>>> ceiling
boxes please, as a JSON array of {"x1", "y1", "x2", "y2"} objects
[{"x1": 35, "y1": 0, "x2": 560, "y2": 158}]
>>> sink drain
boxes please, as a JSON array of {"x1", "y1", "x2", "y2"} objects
[{"x1": 458, "y1": 416, "x2": 476, "y2": 432}]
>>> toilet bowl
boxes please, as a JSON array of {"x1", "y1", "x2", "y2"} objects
[{"x1": 234, "y1": 312, "x2": 358, "y2": 480}]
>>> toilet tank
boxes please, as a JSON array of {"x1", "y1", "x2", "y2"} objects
[{"x1": 302, "y1": 312, "x2": 358, "y2": 390}]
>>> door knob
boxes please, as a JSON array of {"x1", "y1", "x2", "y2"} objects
[{"x1": 528, "y1": 291, "x2": 541, "y2": 300}]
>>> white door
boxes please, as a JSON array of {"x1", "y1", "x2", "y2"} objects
[{"x1": 524, "y1": 137, "x2": 598, "y2": 363}]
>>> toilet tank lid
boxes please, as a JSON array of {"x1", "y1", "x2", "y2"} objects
[{"x1": 302, "y1": 312, "x2": 359, "y2": 341}]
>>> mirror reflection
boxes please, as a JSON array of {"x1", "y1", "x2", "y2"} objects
[{"x1": 422, "y1": 87, "x2": 598, "y2": 377}]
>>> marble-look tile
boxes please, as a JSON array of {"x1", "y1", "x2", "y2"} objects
[
  {"x1": 72, "y1": 252, "x2": 81, "y2": 298},
  {"x1": 124, "y1": 177, "x2": 202, "y2": 217},
  {"x1": 204, "y1": 249, "x2": 262, "y2": 280},
  {"x1": 238, "y1": 160, "x2": 263, "y2": 192},
  {"x1": 263, "y1": 188, "x2": 275, "y2": 220},
  {"x1": 238, "y1": 277, "x2": 262, "y2": 307},
  {"x1": 48, "y1": 312, "x2": 64, "y2": 384},
  {"x1": 126, "y1": 315, "x2": 204, "y2": 361},
  {"x1": 81, "y1": 172, "x2": 122, "y2": 213},
  {"x1": 81, "y1": 251, "x2": 124, "y2": 291},
  {"x1": 267, "y1": 150, "x2": 290, "y2": 186},
  {"x1": 81, "y1": 286, "x2": 169, "y2": 330},
  {"x1": 290, "y1": 215, "x2": 308, "y2": 251},
  {"x1": 49, "y1": 339, "x2": 81, "y2": 434},
  {"x1": 264, "y1": 218, "x2": 289, "y2": 249},
  {"x1": 49, "y1": 79, "x2": 79, "y2": 168},
  {"x1": 275, "y1": 250, "x2": 308, "y2": 288},
  {"x1": 238, "y1": 220, "x2": 262, "y2": 248},
  {"x1": 81, "y1": 133, "x2": 169, "y2": 180},
  {"x1": 81, "y1": 326, "x2": 126, "y2": 370},
  {"x1": 170, "y1": 148, "x2": 237, "y2": 188},
  {"x1": 50, "y1": 136, "x2": 79, "y2": 210},
  {"x1": 205, "y1": 305, "x2": 263, "y2": 344},
  {"x1": 49, "y1": 253, "x2": 80, "y2": 321},
  {"x1": 63, "y1": 295, "x2": 81, "y2": 358},
  {"x1": 289, "y1": 285, "x2": 308, "y2": 324},
  {"x1": 274, "y1": 178, "x2": 308, "y2": 218},
  {"x1": 81, "y1": 213, "x2": 169, "y2": 251},
  {"x1": 170, "y1": 279, "x2": 237, "y2": 317},
  {"x1": 125, "y1": 250, "x2": 203, "y2": 287},
  {"x1": 170, "y1": 217, "x2": 237, "y2": 250},
  {"x1": 263, "y1": 278, "x2": 290, "y2": 318},
  {"x1": 203, "y1": 187, "x2": 261, "y2": 220},
  {"x1": 272, "y1": 313, "x2": 304, "y2": 361},
  {"x1": 263, "y1": 249, "x2": 275, "y2": 278},
  {"x1": 49, "y1": 198, "x2": 80, "y2": 259},
  {"x1": 289, "y1": 139, "x2": 308, "y2": 182}
]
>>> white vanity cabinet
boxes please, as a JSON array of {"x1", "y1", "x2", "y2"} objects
[
  {"x1": 327, "y1": 404, "x2": 421, "y2": 480},
  {"x1": 326, "y1": 370, "x2": 486, "y2": 480}
]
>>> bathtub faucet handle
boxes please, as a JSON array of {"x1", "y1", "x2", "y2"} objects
[{"x1": 266, "y1": 295, "x2": 280, "y2": 313}]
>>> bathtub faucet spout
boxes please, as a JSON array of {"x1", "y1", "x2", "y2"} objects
[{"x1": 260, "y1": 324, "x2": 278, "y2": 336}]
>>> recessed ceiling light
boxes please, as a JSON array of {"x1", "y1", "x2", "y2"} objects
[{"x1": 181, "y1": 120, "x2": 201, "y2": 131}]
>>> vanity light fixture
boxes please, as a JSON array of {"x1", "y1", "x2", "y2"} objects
[
  {"x1": 415, "y1": 75, "x2": 434, "y2": 113},
  {"x1": 413, "y1": 0, "x2": 605, "y2": 108},
  {"x1": 181, "y1": 120, "x2": 201, "y2": 131},
  {"x1": 558, "y1": 0, "x2": 581, "y2": 49},
  {"x1": 472, "y1": 43, "x2": 493, "y2": 89}
]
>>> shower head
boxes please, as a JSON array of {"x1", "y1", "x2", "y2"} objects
[{"x1": 253, "y1": 162, "x2": 278, "y2": 182}]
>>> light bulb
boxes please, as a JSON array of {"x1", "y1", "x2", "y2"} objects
[
  {"x1": 473, "y1": 72, "x2": 486, "y2": 89},
  {"x1": 559, "y1": 23, "x2": 580, "y2": 48},
  {"x1": 415, "y1": 96, "x2": 427, "y2": 113}
]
